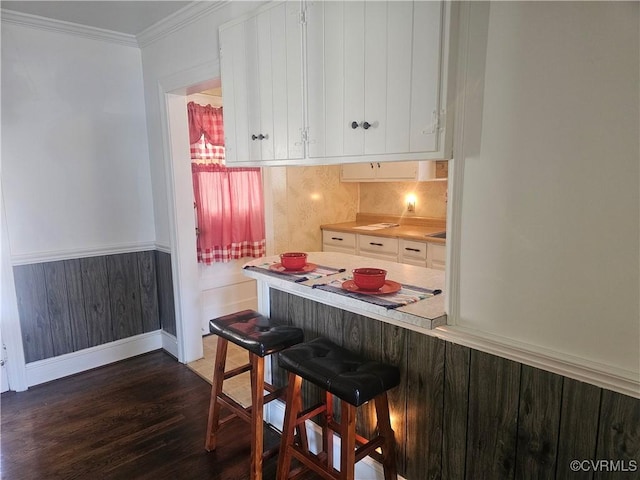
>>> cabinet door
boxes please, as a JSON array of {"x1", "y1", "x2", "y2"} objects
[
  {"x1": 307, "y1": 1, "x2": 444, "y2": 159},
  {"x1": 220, "y1": 2, "x2": 304, "y2": 163},
  {"x1": 376, "y1": 161, "x2": 418, "y2": 180},
  {"x1": 399, "y1": 239, "x2": 428, "y2": 267},
  {"x1": 409, "y1": 1, "x2": 444, "y2": 153},
  {"x1": 219, "y1": 20, "x2": 250, "y2": 162},
  {"x1": 358, "y1": 235, "x2": 398, "y2": 260},
  {"x1": 427, "y1": 243, "x2": 446, "y2": 270},
  {"x1": 322, "y1": 230, "x2": 357, "y2": 255},
  {"x1": 341, "y1": 161, "x2": 418, "y2": 182},
  {"x1": 340, "y1": 162, "x2": 377, "y2": 181}
]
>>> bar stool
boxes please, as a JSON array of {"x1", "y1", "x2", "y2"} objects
[
  {"x1": 205, "y1": 309, "x2": 304, "y2": 480},
  {"x1": 276, "y1": 337, "x2": 400, "y2": 480}
]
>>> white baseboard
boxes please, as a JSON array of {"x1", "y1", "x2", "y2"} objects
[
  {"x1": 266, "y1": 400, "x2": 406, "y2": 480},
  {"x1": 25, "y1": 331, "x2": 163, "y2": 387},
  {"x1": 161, "y1": 330, "x2": 179, "y2": 359}
]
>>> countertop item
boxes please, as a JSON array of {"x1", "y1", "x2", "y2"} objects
[
  {"x1": 243, "y1": 252, "x2": 446, "y2": 331},
  {"x1": 321, "y1": 213, "x2": 446, "y2": 244}
]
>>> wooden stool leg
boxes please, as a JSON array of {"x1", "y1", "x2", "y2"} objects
[
  {"x1": 205, "y1": 337, "x2": 228, "y2": 451},
  {"x1": 277, "y1": 372, "x2": 302, "y2": 480},
  {"x1": 340, "y1": 401, "x2": 357, "y2": 480},
  {"x1": 375, "y1": 393, "x2": 398, "y2": 480},
  {"x1": 250, "y1": 354, "x2": 265, "y2": 480},
  {"x1": 323, "y1": 391, "x2": 334, "y2": 470}
]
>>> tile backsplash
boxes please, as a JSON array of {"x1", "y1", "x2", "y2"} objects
[
  {"x1": 359, "y1": 180, "x2": 447, "y2": 218},
  {"x1": 269, "y1": 165, "x2": 359, "y2": 253}
]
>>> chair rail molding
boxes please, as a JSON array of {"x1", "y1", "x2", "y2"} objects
[{"x1": 10, "y1": 241, "x2": 158, "y2": 266}]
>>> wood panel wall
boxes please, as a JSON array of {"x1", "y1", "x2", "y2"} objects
[
  {"x1": 155, "y1": 251, "x2": 176, "y2": 337},
  {"x1": 13, "y1": 250, "x2": 176, "y2": 363},
  {"x1": 270, "y1": 290, "x2": 640, "y2": 480}
]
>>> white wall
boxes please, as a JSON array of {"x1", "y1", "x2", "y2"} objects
[
  {"x1": 140, "y1": 1, "x2": 263, "y2": 248},
  {"x1": 455, "y1": 2, "x2": 639, "y2": 376},
  {"x1": 1, "y1": 23, "x2": 155, "y2": 259}
]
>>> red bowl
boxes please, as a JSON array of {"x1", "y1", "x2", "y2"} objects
[
  {"x1": 352, "y1": 268, "x2": 387, "y2": 291},
  {"x1": 280, "y1": 252, "x2": 308, "y2": 270}
]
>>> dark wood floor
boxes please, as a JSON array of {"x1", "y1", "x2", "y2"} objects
[{"x1": 0, "y1": 350, "x2": 299, "y2": 480}]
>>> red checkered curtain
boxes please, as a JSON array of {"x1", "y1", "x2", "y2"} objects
[
  {"x1": 187, "y1": 101, "x2": 225, "y2": 162},
  {"x1": 192, "y1": 164, "x2": 266, "y2": 263}
]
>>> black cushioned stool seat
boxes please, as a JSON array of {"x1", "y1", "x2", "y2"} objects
[
  {"x1": 208, "y1": 309, "x2": 304, "y2": 357},
  {"x1": 277, "y1": 337, "x2": 400, "y2": 480},
  {"x1": 205, "y1": 310, "x2": 303, "y2": 480}
]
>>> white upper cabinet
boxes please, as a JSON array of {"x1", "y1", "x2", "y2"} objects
[
  {"x1": 340, "y1": 160, "x2": 447, "y2": 182},
  {"x1": 220, "y1": 2, "x2": 304, "y2": 163},
  {"x1": 219, "y1": 0, "x2": 455, "y2": 165},
  {"x1": 306, "y1": 0, "x2": 453, "y2": 161},
  {"x1": 341, "y1": 161, "x2": 418, "y2": 182}
]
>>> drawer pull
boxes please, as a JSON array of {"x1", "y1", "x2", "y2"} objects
[
  {"x1": 369, "y1": 242, "x2": 384, "y2": 247},
  {"x1": 331, "y1": 237, "x2": 344, "y2": 241},
  {"x1": 405, "y1": 247, "x2": 421, "y2": 252}
]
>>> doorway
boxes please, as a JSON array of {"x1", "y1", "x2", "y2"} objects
[{"x1": 160, "y1": 68, "x2": 262, "y2": 368}]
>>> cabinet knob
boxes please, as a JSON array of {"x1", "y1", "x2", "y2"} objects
[
  {"x1": 251, "y1": 134, "x2": 258, "y2": 140},
  {"x1": 351, "y1": 121, "x2": 360, "y2": 129},
  {"x1": 258, "y1": 134, "x2": 265, "y2": 140},
  {"x1": 362, "y1": 121, "x2": 371, "y2": 130}
]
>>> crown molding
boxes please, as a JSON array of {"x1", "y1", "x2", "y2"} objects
[
  {"x1": 136, "y1": 1, "x2": 229, "y2": 48},
  {"x1": 1, "y1": 1, "x2": 230, "y2": 49},
  {"x1": 0, "y1": 9, "x2": 138, "y2": 47}
]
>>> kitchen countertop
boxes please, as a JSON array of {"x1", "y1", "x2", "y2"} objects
[
  {"x1": 243, "y1": 252, "x2": 446, "y2": 331},
  {"x1": 321, "y1": 213, "x2": 447, "y2": 244}
]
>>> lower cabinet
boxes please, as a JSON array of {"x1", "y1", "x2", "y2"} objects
[
  {"x1": 399, "y1": 239, "x2": 428, "y2": 267},
  {"x1": 323, "y1": 230, "x2": 445, "y2": 269},
  {"x1": 357, "y1": 234, "x2": 398, "y2": 262},
  {"x1": 427, "y1": 242, "x2": 446, "y2": 270},
  {"x1": 322, "y1": 230, "x2": 356, "y2": 255}
]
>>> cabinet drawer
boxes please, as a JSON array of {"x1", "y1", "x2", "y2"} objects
[
  {"x1": 323, "y1": 230, "x2": 356, "y2": 249},
  {"x1": 400, "y1": 239, "x2": 427, "y2": 260},
  {"x1": 358, "y1": 235, "x2": 398, "y2": 255}
]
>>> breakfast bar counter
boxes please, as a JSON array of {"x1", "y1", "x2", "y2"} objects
[
  {"x1": 242, "y1": 251, "x2": 448, "y2": 479},
  {"x1": 242, "y1": 251, "x2": 446, "y2": 331}
]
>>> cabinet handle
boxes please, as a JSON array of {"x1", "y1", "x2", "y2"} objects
[
  {"x1": 405, "y1": 247, "x2": 421, "y2": 252},
  {"x1": 362, "y1": 121, "x2": 371, "y2": 130},
  {"x1": 351, "y1": 121, "x2": 360, "y2": 129},
  {"x1": 251, "y1": 134, "x2": 267, "y2": 140},
  {"x1": 369, "y1": 242, "x2": 384, "y2": 246},
  {"x1": 331, "y1": 237, "x2": 344, "y2": 241}
]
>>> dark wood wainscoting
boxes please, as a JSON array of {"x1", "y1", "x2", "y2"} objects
[
  {"x1": 156, "y1": 250, "x2": 176, "y2": 336},
  {"x1": 13, "y1": 250, "x2": 176, "y2": 363},
  {"x1": 270, "y1": 289, "x2": 640, "y2": 480}
]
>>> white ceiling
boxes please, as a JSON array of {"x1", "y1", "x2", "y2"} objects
[{"x1": 1, "y1": 1, "x2": 195, "y2": 36}]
